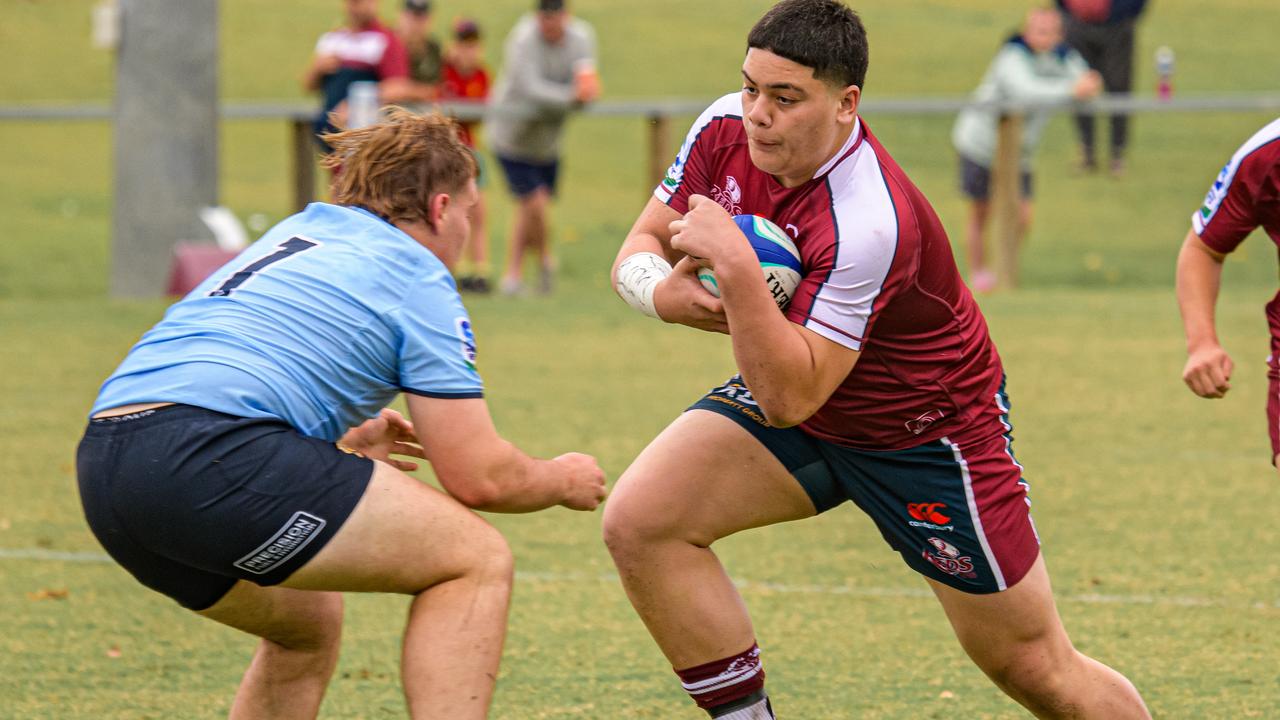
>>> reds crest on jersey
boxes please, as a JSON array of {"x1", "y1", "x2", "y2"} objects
[{"x1": 711, "y1": 175, "x2": 743, "y2": 215}]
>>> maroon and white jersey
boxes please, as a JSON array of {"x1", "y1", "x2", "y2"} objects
[
  {"x1": 1193, "y1": 118, "x2": 1280, "y2": 352},
  {"x1": 314, "y1": 20, "x2": 409, "y2": 79},
  {"x1": 657, "y1": 93, "x2": 1003, "y2": 450},
  {"x1": 1193, "y1": 118, "x2": 1280, "y2": 254}
]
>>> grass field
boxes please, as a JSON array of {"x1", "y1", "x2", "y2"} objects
[{"x1": 2, "y1": 0, "x2": 1279, "y2": 717}]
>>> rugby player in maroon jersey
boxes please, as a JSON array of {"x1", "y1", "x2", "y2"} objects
[{"x1": 607, "y1": 1, "x2": 1150, "y2": 717}]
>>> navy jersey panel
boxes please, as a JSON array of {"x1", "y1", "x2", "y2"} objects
[{"x1": 92, "y1": 204, "x2": 484, "y2": 441}]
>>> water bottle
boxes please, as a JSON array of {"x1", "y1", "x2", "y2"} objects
[
  {"x1": 1155, "y1": 46, "x2": 1175, "y2": 101},
  {"x1": 347, "y1": 81, "x2": 380, "y2": 129}
]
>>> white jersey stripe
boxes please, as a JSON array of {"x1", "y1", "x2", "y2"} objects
[
  {"x1": 315, "y1": 29, "x2": 390, "y2": 67},
  {"x1": 803, "y1": 139, "x2": 899, "y2": 352},
  {"x1": 942, "y1": 436, "x2": 1007, "y2": 592}
]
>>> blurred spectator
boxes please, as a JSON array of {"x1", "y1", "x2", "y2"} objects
[
  {"x1": 398, "y1": 0, "x2": 444, "y2": 102},
  {"x1": 952, "y1": 8, "x2": 1101, "y2": 292},
  {"x1": 1057, "y1": 0, "x2": 1149, "y2": 175},
  {"x1": 487, "y1": 0, "x2": 600, "y2": 296},
  {"x1": 302, "y1": 0, "x2": 413, "y2": 149},
  {"x1": 442, "y1": 19, "x2": 493, "y2": 293}
]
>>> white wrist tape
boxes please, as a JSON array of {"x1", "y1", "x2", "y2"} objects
[{"x1": 615, "y1": 252, "x2": 673, "y2": 319}]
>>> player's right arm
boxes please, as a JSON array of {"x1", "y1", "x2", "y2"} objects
[
  {"x1": 612, "y1": 198, "x2": 728, "y2": 333},
  {"x1": 1176, "y1": 229, "x2": 1233, "y2": 398},
  {"x1": 405, "y1": 394, "x2": 607, "y2": 512}
]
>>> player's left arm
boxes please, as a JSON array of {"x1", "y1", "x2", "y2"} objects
[
  {"x1": 612, "y1": 197, "x2": 728, "y2": 333},
  {"x1": 671, "y1": 195, "x2": 859, "y2": 426}
]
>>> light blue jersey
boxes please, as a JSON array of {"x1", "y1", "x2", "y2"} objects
[{"x1": 93, "y1": 203, "x2": 483, "y2": 441}]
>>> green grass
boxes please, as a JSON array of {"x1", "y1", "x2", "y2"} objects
[{"x1": 4, "y1": 0, "x2": 1280, "y2": 717}]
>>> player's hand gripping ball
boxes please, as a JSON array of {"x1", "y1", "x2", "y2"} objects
[{"x1": 697, "y1": 214, "x2": 802, "y2": 309}]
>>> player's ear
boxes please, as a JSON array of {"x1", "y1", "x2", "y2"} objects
[
  {"x1": 428, "y1": 192, "x2": 451, "y2": 230},
  {"x1": 836, "y1": 84, "x2": 860, "y2": 123}
]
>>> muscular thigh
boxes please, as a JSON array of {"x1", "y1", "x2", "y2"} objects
[
  {"x1": 283, "y1": 461, "x2": 507, "y2": 594},
  {"x1": 610, "y1": 378, "x2": 827, "y2": 545}
]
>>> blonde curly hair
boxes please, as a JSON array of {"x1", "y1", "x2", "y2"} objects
[{"x1": 321, "y1": 108, "x2": 476, "y2": 225}]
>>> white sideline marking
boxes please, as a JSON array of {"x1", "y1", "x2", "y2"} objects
[
  {"x1": 3, "y1": 548, "x2": 1276, "y2": 611},
  {"x1": 0, "y1": 548, "x2": 117, "y2": 563}
]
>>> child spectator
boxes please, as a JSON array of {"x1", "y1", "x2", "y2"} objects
[{"x1": 442, "y1": 19, "x2": 493, "y2": 293}]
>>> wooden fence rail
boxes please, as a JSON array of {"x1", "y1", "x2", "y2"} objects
[{"x1": 6, "y1": 93, "x2": 1279, "y2": 290}]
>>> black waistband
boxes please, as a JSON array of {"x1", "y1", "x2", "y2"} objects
[{"x1": 84, "y1": 404, "x2": 248, "y2": 436}]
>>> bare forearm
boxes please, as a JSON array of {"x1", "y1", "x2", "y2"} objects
[
  {"x1": 447, "y1": 440, "x2": 568, "y2": 513},
  {"x1": 1176, "y1": 231, "x2": 1226, "y2": 352},
  {"x1": 718, "y1": 262, "x2": 817, "y2": 427}
]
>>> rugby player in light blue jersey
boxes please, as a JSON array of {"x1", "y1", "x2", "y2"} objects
[{"x1": 77, "y1": 109, "x2": 606, "y2": 720}]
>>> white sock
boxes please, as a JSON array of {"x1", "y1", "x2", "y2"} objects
[{"x1": 711, "y1": 690, "x2": 774, "y2": 719}]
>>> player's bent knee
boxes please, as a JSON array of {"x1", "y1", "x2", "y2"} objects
[
  {"x1": 266, "y1": 592, "x2": 344, "y2": 654},
  {"x1": 601, "y1": 488, "x2": 678, "y2": 556},
  {"x1": 452, "y1": 521, "x2": 515, "y2": 589}
]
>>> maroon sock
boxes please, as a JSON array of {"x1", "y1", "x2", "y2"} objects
[{"x1": 675, "y1": 642, "x2": 766, "y2": 712}]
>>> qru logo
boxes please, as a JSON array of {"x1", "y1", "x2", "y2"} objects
[{"x1": 712, "y1": 175, "x2": 743, "y2": 214}]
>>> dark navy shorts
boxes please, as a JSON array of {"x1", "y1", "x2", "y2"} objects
[
  {"x1": 689, "y1": 376, "x2": 1040, "y2": 594},
  {"x1": 76, "y1": 404, "x2": 374, "y2": 610},
  {"x1": 959, "y1": 155, "x2": 1034, "y2": 201},
  {"x1": 496, "y1": 153, "x2": 559, "y2": 198}
]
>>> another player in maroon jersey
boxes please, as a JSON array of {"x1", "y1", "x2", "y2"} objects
[
  {"x1": 607, "y1": 1, "x2": 1150, "y2": 718},
  {"x1": 1178, "y1": 118, "x2": 1280, "y2": 466}
]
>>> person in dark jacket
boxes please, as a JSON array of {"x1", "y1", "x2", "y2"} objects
[{"x1": 1056, "y1": 0, "x2": 1148, "y2": 176}]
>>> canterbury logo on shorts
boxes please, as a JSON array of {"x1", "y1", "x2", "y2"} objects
[{"x1": 233, "y1": 511, "x2": 327, "y2": 575}]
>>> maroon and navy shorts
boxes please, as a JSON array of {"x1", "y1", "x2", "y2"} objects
[{"x1": 689, "y1": 376, "x2": 1040, "y2": 594}]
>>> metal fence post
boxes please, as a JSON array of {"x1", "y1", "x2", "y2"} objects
[{"x1": 291, "y1": 118, "x2": 317, "y2": 212}]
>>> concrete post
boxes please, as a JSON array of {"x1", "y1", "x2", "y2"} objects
[{"x1": 111, "y1": 0, "x2": 218, "y2": 297}]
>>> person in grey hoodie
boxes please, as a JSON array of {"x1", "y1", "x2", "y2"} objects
[
  {"x1": 486, "y1": 0, "x2": 599, "y2": 295},
  {"x1": 952, "y1": 7, "x2": 1100, "y2": 291}
]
